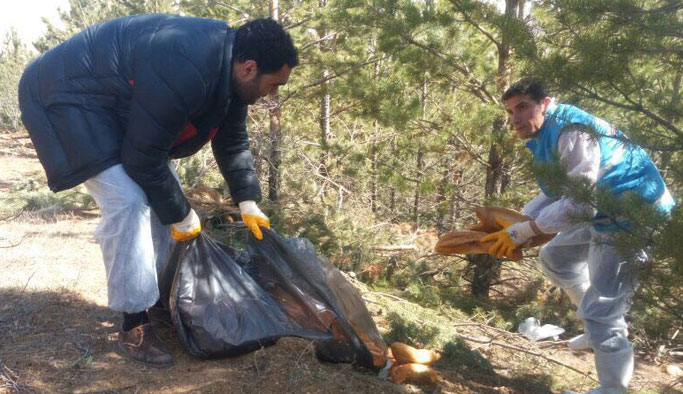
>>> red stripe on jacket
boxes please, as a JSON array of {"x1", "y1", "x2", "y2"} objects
[
  {"x1": 128, "y1": 79, "x2": 218, "y2": 147},
  {"x1": 173, "y1": 123, "x2": 219, "y2": 146}
]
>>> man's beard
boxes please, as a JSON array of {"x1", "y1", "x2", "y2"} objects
[{"x1": 232, "y1": 74, "x2": 261, "y2": 105}]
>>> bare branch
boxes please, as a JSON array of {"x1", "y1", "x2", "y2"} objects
[
  {"x1": 281, "y1": 55, "x2": 388, "y2": 104},
  {"x1": 639, "y1": 2, "x2": 683, "y2": 14},
  {"x1": 457, "y1": 333, "x2": 598, "y2": 381},
  {"x1": 297, "y1": 151, "x2": 351, "y2": 193},
  {"x1": 213, "y1": 1, "x2": 251, "y2": 20},
  {"x1": 448, "y1": 0, "x2": 501, "y2": 49},
  {"x1": 297, "y1": 32, "x2": 339, "y2": 52},
  {"x1": 574, "y1": 84, "x2": 683, "y2": 138},
  {"x1": 284, "y1": 17, "x2": 315, "y2": 31}
]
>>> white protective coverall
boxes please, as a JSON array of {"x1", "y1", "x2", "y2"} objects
[
  {"x1": 84, "y1": 164, "x2": 176, "y2": 313},
  {"x1": 522, "y1": 125, "x2": 670, "y2": 394}
]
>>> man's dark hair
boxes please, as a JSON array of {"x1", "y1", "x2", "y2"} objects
[
  {"x1": 234, "y1": 18, "x2": 299, "y2": 74},
  {"x1": 502, "y1": 78, "x2": 549, "y2": 103}
]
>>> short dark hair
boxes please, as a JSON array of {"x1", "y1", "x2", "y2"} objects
[
  {"x1": 234, "y1": 18, "x2": 299, "y2": 74},
  {"x1": 502, "y1": 78, "x2": 549, "y2": 103}
]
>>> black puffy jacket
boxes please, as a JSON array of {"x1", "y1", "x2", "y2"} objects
[{"x1": 18, "y1": 14, "x2": 261, "y2": 224}]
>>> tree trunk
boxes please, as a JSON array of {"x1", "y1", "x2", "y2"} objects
[
  {"x1": 389, "y1": 137, "x2": 397, "y2": 215},
  {"x1": 661, "y1": 70, "x2": 680, "y2": 173},
  {"x1": 370, "y1": 54, "x2": 381, "y2": 214},
  {"x1": 319, "y1": 71, "x2": 331, "y2": 181},
  {"x1": 320, "y1": 74, "x2": 330, "y2": 149},
  {"x1": 470, "y1": 0, "x2": 520, "y2": 299},
  {"x1": 317, "y1": 0, "x2": 331, "y2": 187},
  {"x1": 270, "y1": 0, "x2": 279, "y2": 20},
  {"x1": 450, "y1": 169, "x2": 463, "y2": 230},
  {"x1": 268, "y1": 0, "x2": 281, "y2": 202},
  {"x1": 412, "y1": 77, "x2": 428, "y2": 229},
  {"x1": 268, "y1": 97, "x2": 282, "y2": 202},
  {"x1": 436, "y1": 164, "x2": 449, "y2": 234},
  {"x1": 469, "y1": 254, "x2": 502, "y2": 298},
  {"x1": 412, "y1": 146, "x2": 423, "y2": 229},
  {"x1": 370, "y1": 128, "x2": 378, "y2": 214}
]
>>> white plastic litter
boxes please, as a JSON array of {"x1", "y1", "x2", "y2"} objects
[
  {"x1": 518, "y1": 317, "x2": 565, "y2": 341},
  {"x1": 378, "y1": 358, "x2": 393, "y2": 380}
]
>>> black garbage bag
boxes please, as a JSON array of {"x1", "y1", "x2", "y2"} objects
[{"x1": 159, "y1": 229, "x2": 388, "y2": 369}]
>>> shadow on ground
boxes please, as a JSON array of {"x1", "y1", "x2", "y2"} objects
[
  {"x1": 0, "y1": 287, "x2": 401, "y2": 394},
  {"x1": 0, "y1": 287, "x2": 558, "y2": 394}
]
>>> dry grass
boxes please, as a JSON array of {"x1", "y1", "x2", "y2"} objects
[{"x1": 0, "y1": 131, "x2": 679, "y2": 393}]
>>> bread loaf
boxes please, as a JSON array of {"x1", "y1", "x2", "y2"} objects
[
  {"x1": 434, "y1": 230, "x2": 523, "y2": 261},
  {"x1": 390, "y1": 342, "x2": 441, "y2": 365},
  {"x1": 389, "y1": 363, "x2": 439, "y2": 384}
]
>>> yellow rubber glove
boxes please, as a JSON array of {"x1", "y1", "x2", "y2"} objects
[
  {"x1": 481, "y1": 217, "x2": 519, "y2": 259},
  {"x1": 170, "y1": 209, "x2": 201, "y2": 242},
  {"x1": 239, "y1": 200, "x2": 270, "y2": 240}
]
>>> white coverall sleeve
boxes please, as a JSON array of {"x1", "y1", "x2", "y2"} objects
[
  {"x1": 521, "y1": 191, "x2": 554, "y2": 219},
  {"x1": 533, "y1": 126, "x2": 601, "y2": 234}
]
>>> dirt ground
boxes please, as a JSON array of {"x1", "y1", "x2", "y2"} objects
[{"x1": 1, "y1": 131, "x2": 682, "y2": 394}]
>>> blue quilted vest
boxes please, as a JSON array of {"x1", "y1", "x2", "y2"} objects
[{"x1": 525, "y1": 103, "x2": 674, "y2": 231}]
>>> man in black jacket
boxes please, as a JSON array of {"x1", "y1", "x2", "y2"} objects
[{"x1": 18, "y1": 15, "x2": 298, "y2": 365}]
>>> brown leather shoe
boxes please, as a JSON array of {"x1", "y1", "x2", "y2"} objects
[{"x1": 118, "y1": 323, "x2": 173, "y2": 366}]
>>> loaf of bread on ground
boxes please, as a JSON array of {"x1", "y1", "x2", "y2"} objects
[
  {"x1": 389, "y1": 363, "x2": 439, "y2": 384},
  {"x1": 389, "y1": 342, "x2": 441, "y2": 366}
]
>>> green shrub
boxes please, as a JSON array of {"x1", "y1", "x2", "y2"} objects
[
  {"x1": 435, "y1": 337, "x2": 492, "y2": 372},
  {"x1": 0, "y1": 30, "x2": 32, "y2": 132},
  {"x1": 383, "y1": 312, "x2": 441, "y2": 347}
]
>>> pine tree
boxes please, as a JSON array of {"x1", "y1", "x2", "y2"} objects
[{"x1": 0, "y1": 29, "x2": 32, "y2": 131}]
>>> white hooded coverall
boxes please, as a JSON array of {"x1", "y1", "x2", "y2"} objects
[{"x1": 522, "y1": 125, "x2": 666, "y2": 393}]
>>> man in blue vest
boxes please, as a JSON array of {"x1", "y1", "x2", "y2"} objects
[
  {"x1": 482, "y1": 79, "x2": 674, "y2": 393},
  {"x1": 18, "y1": 15, "x2": 298, "y2": 366}
]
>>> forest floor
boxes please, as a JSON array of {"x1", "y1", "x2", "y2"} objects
[{"x1": 1, "y1": 131, "x2": 682, "y2": 394}]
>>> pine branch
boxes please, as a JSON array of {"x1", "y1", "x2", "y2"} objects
[
  {"x1": 297, "y1": 32, "x2": 339, "y2": 52},
  {"x1": 282, "y1": 55, "x2": 389, "y2": 103},
  {"x1": 282, "y1": 16, "x2": 314, "y2": 30},
  {"x1": 398, "y1": 34, "x2": 496, "y2": 104}
]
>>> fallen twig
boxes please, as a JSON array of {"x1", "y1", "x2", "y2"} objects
[
  {"x1": 0, "y1": 211, "x2": 23, "y2": 222},
  {"x1": 252, "y1": 346, "x2": 266, "y2": 378},
  {"x1": 454, "y1": 321, "x2": 568, "y2": 349},
  {"x1": 363, "y1": 291, "x2": 409, "y2": 303},
  {"x1": 20, "y1": 271, "x2": 36, "y2": 295},
  {"x1": 0, "y1": 234, "x2": 27, "y2": 248},
  {"x1": 664, "y1": 377, "x2": 683, "y2": 390},
  {"x1": 361, "y1": 297, "x2": 382, "y2": 305},
  {"x1": 419, "y1": 255, "x2": 469, "y2": 277},
  {"x1": 0, "y1": 359, "x2": 34, "y2": 393},
  {"x1": 371, "y1": 244, "x2": 417, "y2": 252},
  {"x1": 296, "y1": 341, "x2": 315, "y2": 364},
  {"x1": 456, "y1": 333, "x2": 597, "y2": 382}
]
